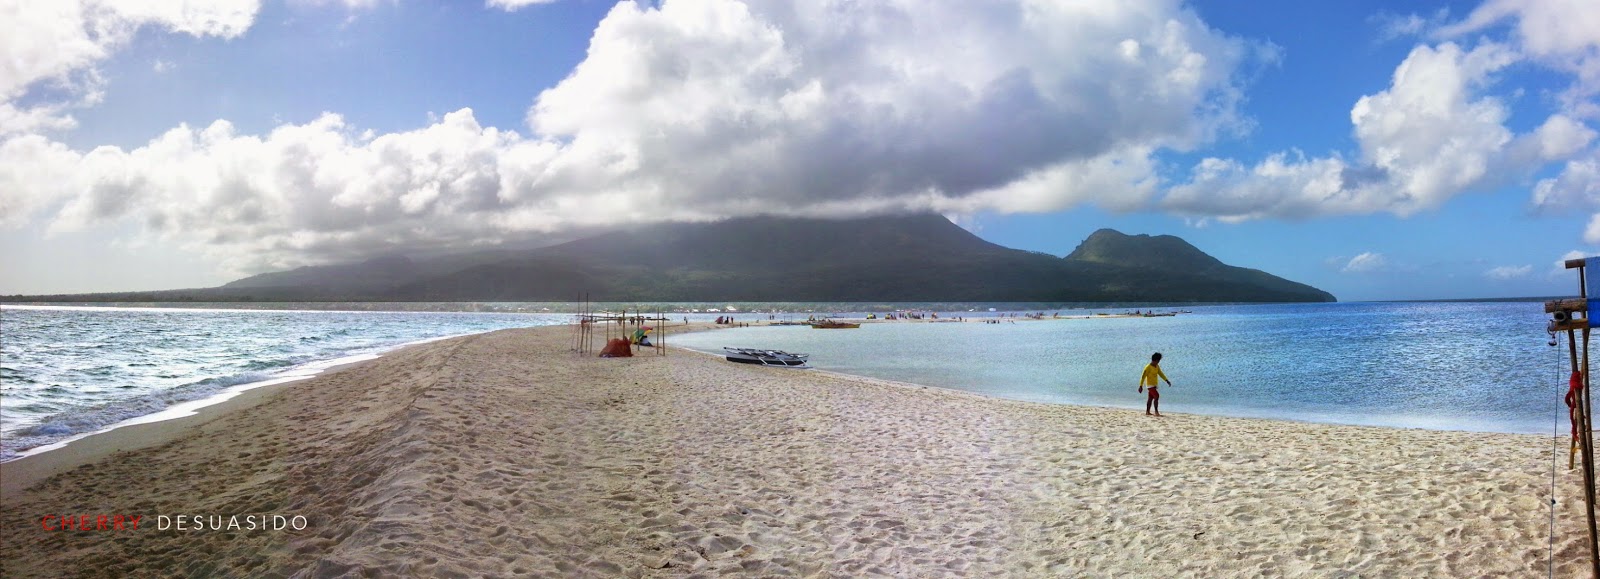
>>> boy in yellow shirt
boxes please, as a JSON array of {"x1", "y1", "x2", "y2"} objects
[{"x1": 1139, "y1": 352, "x2": 1173, "y2": 416}]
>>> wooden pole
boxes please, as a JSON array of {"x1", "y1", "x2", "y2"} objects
[
  {"x1": 1553, "y1": 261, "x2": 1600, "y2": 578},
  {"x1": 1574, "y1": 326, "x2": 1587, "y2": 470},
  {"x1": 1582, "y1": 327, "x2": 1599, "y2": 557},
  {"x1": 1572, "y1": 329, "x2": 1584, "y2": 470},
  {"x1": 1584, "y1": 263, "x2": 1600, "y2": 578},
  {"x1": 1585, "y1": 327, "x2": 1600, "y2": 579}
]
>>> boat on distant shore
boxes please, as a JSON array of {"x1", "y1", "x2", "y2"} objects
[
  {"x1": 810, "y1": 320, "x2": 860, "y2": 329},
  {"x1": 723, "y1": 347, "x2": 810, "y2": 367},
  {"x1": 1120, "y1": 310, "x2": 1180, "y2": 317}
]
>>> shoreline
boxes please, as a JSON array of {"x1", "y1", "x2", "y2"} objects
[
  {"x1": 0, "y1": 323, "x2": 1583, "y2": 575},
  {"x1": 6, "y1": 323, "x2": 1542, "y2": 495},
  {"x1": 0, "y1": 322, "x2": 712, "y2": 497},
  {"x1": 0, "y1": 329, "x2": 493, "y2": 466},
  {"x1": 0, "y1": 377, "x2": 299, "y2": 503},
  {"x1": 21, "y1": 322, "x2": 1504, "y2": 479},
  {"x1": 0, "y1": 336, "x2": 452, "y2": 503},
  {"x1": 0, "y1": 303, "x2": 1153, "y2": 463},
  {"x1": 672, "y1": 327, "x2": 1554, "y2": 437},
  {"x1": 0, "y1": 303, "x2": 1146, "y2": 464},
  {"x1": 6, "y1": 318, "x2": 1547, "y2": 487},
  {"x1": 685, "y1": 343, "x2": 1551, "y2": 436}
]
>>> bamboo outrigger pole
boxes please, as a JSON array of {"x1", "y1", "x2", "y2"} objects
[{"x1": 1548, "y1": 258, "x2": 1600, "y2": 577}]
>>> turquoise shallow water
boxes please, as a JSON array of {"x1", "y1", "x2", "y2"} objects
[{"x1": 671, "y1": 302, "x2": 1562, "y2": 434}]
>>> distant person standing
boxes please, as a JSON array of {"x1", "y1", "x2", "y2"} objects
[{"x1": 1139, "y1": 352, "x2": 1173, "y2": 416}]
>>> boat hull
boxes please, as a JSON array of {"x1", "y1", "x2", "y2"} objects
[
  {"x1": 725, "y1": 356, "x2": 809, "y2": 366},
  {"x1": 723, "y1": 347, "x2": 810, "y2": 367}
]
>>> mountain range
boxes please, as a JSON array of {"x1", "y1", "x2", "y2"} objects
[{"x1": 6, "y1": 214, "x2": 1335, "y2": 303}]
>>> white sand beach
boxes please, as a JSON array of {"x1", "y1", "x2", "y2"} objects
[{"x1": 0, "y1": 323, "x2": 1586, "y2": 576}]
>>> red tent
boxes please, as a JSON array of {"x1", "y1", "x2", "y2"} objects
[{"x1": 598, "y1": 338, "x2": 633, "y2": 358}]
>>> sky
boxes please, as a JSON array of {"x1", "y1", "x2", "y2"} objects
[{"x1": 1, "y1": 0, "x2": 1598, "y2": 301}]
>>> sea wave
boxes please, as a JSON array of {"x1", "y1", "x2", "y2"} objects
[
  {"x1": 0, "y1": 308, "x2": 567, "y2": 462},
  {"x1": 2, "y1": 371, "x2": 274, "y2": 461},
  {"x1": 243, "y1": 358, "x2": 298, "y2": 371}
]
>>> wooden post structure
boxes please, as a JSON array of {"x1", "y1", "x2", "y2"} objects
[
  {"x1": 579, "y1": 293, "x2": 594, "y2": 355},
  {"x1": 1549, "y1": 258, "x2": 1600, "y2": 577},
  {"x1": 573, "y1": 293, "x2": 595, "y2": 355}
]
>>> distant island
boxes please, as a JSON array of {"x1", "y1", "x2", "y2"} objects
[{"x1": 3, "y1": 214, "x2": 1335, "y2": 303}]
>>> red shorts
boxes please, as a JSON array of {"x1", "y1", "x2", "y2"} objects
[{"x1": 1146, "y1": 387, "x2": 1159, "y2": 400}]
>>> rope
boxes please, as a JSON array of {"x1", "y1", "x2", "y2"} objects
[{"x1": 1552, "y1": 329, "x2": 1564, "y2": 578}]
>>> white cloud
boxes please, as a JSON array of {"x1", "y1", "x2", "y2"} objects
[
  {"x1": 0, "y1": 0, "x2": 260, "y2": 135},
  {"x1": 523, "y1": 0, "x2": 1259, "y2": 215},
  {"x1": 1531, "y1": 115, "x2": 1596, "y2": 159},
  {"x1": 1533, "y1": 151, "x2": 1600, "y2": 210},
  {"x1": 1439, "y1": 0, "x2": 1600, "y2": 117},
  {"x1": 1164, "y1": 0, "x2": 1600, "y2": 230},
  {"x1": 1347, "y1": 42, "x2": 1525, "y2": 203},
  {"x1": 1442, "y1": 0, "x2": 1600, "y2": 56},
  {"x1": 16, "y1": 110, "x2": 565, "y2": 273},
  {"x1": 1528, "y1": 129, "x2": 1600, "y2": 248},
  {"x1": 1432, "y1": 1, "x2": 1600, "y2": 254},
  {"x1": 1377, "y1": 13, "x2": 1429, "y2": 41},
  {"x1": 1, "y1": 0, "x2": 1274, "y2": 272},
  {"x1": 288, "y1": 0, "x2": 388, "y2": 9},
  {"x1": 1342, "y1": 252, "x2": 1388, "y2": 273},
  {"x1": 0, "y1": 102, "x2": 80, "y2": 135},
  {"x1": 0, "y1": 1, "x2": 255, "y2": 93},
  {"x1": 0, "y1": 134, "x2": 82, "y2": 226},
  {"x1": 486, "y1": 0, "x2": 558, "y2": 11},
  {"x1": 919, "y1": 146, "x2": 1161, "y2": 215},
  {"x1": 1164, "y1": 40, "x2": 1596, "y2": 221},
  {"x1": 10, "y1": 0, "x2": 1586, "y2": 277},
  {"x1": 1372, "y1": 9, "x2": 1451, "y2": 43},
  {"x1": 1550, "y1": 249, "x2": 1589, "y2": 277},
  {"x1": 1584, "y1": 214, "x2": 1600, "y2": 245},
  {"x1": 1484, "y1": 264, "x2": 1532, "y2": 279}
]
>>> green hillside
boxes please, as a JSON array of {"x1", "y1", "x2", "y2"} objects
[{"x1": 4, "y1": 214, "x2": 1335, "y2": 303}]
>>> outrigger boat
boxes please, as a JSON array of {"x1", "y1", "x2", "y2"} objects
[
  {"x1": 723, "y1": 347, "x2": 810, "y2": 367},
  {"x1": 809, "y1": 320, "x2": 860, "y2": 329}
]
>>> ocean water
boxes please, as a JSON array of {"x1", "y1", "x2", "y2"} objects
[
  {"x1": 671, "y1": 302, "x2": 1564, "y2": 434},
  {"x1": 0, "y1": 305, "x2": 568, "y2": 461},
  {"x1": 0, "y1": 302, "x2": 1564, "y2": 462}
]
